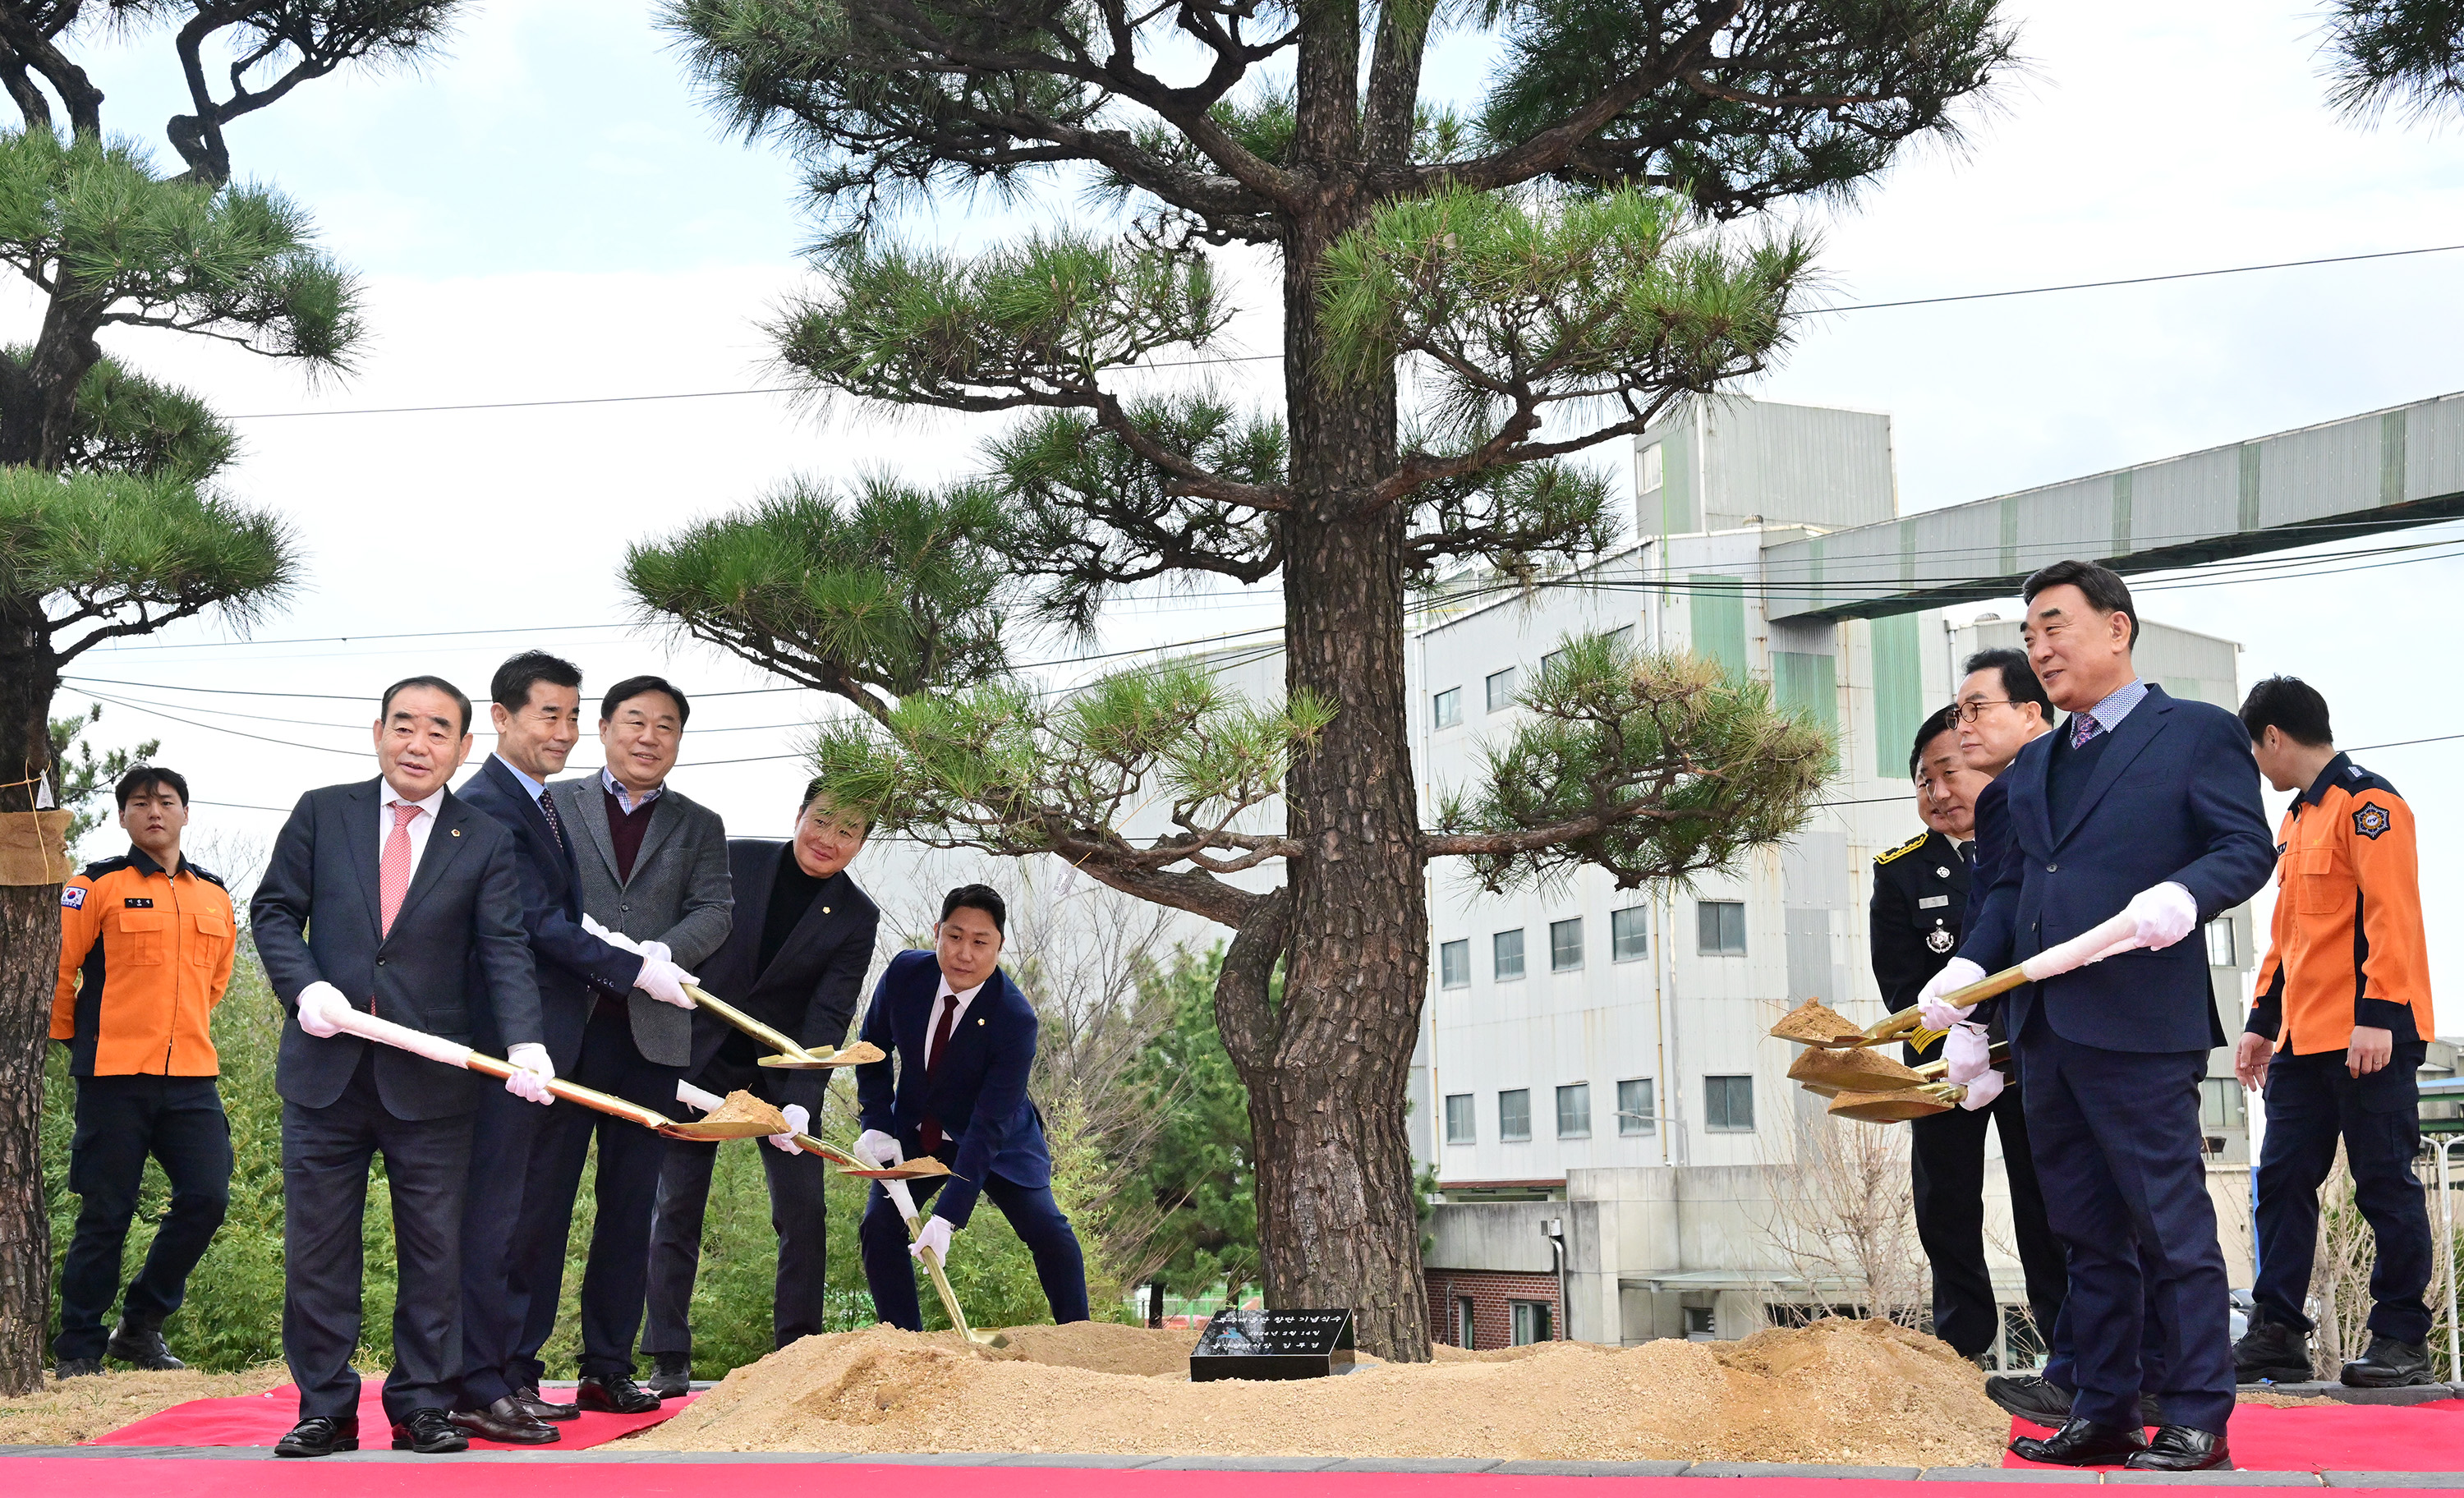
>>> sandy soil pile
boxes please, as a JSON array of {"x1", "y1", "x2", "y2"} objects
[
  {"x1": 633, "y1": 1316, "x2": 2010, "y2": 1466},
  {"x1": 0, "y1": 1364, "x2": 287, "y2": 1445}
]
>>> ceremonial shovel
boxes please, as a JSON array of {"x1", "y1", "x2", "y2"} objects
[
  {"x1": 320, "y1": 1007, "x2": 775, "y2": 1142},
  {"x1": 1768, "y1": 908, "x2": 2145, "y2": 1053},
  {"x1": 669, "y1": 1081, "x2": 1006, "y2": 1353},
  {"x1": 683, "y1": 983, "x2": 885, "y2": 1071}
]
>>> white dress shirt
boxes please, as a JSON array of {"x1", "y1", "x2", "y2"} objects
[
  {"x1": 379, "y1": 783, "x2": 448, "y2": 882},
  {"x1": 923, "y1": 975, "x2": 988, "y2": 1069}
]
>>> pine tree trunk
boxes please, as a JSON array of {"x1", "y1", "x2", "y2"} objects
[
  {"x1": 1212, "y1": 187, "x2": 1434, "y2": 1362},
  {"x1": 0, "y1": 612, "x2": 57, "y2": 1395}
]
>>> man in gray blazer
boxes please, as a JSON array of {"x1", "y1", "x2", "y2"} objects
[
  {"x1": 507, "y1": 674, "x2": 731, "y2": 1412},
  {"x1": 252, "y1": 676, "x2": 553, "y2": 1458}
]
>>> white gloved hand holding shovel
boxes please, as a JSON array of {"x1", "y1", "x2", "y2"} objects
[
  {"x1": 766, "y1": 1102, "x2": 810, "y2": 1154},
  {"x1": 504, "y1": 1042, "x2": 556, "y2": 1105},
  {"x1": 909, "y1": 1215, "x2": 954, "y2": 1266},
  {"x1": 1959, "y1": 1069, "x2": 2007, "y2": 1111},
  {"x1": 856, "y1": 1128, "x2": 904, "y2": 1169},
  {"x1": 1915, "y1": 958, "x2": 1986, "y2": 1032},
  {"x1": 2123, "y1": 881, "x2": 2199, "y2": 951},
  {"x1": 1943, "y1": 1021, "x2": 1993, "y2": 1086},
  {"x1": 294, "y1": 981, "x2": 352, "y2": 1039},
  {"x1": 632, "y1": 956, "x2": 700, "y2": 1009}
]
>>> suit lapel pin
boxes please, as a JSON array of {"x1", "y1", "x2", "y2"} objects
[
  {"x1": 977, "y1": 1017, "x2": 986, "y2": 1026},
  {"x1": 1934, "y1": 866, "x2": 1947, "y2": 877},
  {"x1": 822, "y1": 907, "x2": 831, "y2": 915},
  {"x1": 451, "y1": 828, "x2": 462, "y2": 837}
]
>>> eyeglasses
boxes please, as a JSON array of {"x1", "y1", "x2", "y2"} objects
[{"x1": 1952, "y1": 699, "x2": 2023, "y2": 723}]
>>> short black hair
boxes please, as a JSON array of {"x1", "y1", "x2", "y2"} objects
[
  {"x1": 601, "y1": 673, "x2": 690, "y2": 726},
  {"x1": 491, "y1": 650, "x2": 582, "y2": 715},
  {"x1": 2022, "y1": 558, "x2": 2140, "y2": 646},
  {"x1": 1961, "y1": 646, "x2": 2053, "y2": 722},
  {"x1": 1909, "y1": 705, "x2": 1958, "y2": 779},
  {"x1": 2241, "y1": 675, "x2": 2333, "y2": 749},
  {"x1": 114, "y1": 765, "x2": 189, "y2": 808},
  {"x1": 940, "y1": 883, "x2": 1007, "y2": 935},
  {"x1": 800, "y1": 776, "x2": 875, "y2": 834},
  {"x1": 379, "y1": 674, "x2": 473, "y2": 737}
]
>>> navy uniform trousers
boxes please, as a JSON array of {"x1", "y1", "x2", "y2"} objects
[
  {"x1": 2252, "y1": 1044, "x2": 2434, "y2": 1345},
  {"x1": 857, "y1": 1170, "x2": 1088, "y2": 1330},
  {"x1": 55, "y1": 1074, "x2": 232, "y2": 1362}
]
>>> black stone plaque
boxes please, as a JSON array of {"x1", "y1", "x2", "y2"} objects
[{"x1": 1188, "y1": 1307, "x2": 1357, "y2": 1381}]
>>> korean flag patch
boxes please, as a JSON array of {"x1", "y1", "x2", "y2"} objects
[
  {"x1": 59, "y1": 885, "x2": 85, "y2": 909},
  {"x1": 2354, "y1": 802, "x2": 2392, "y2": 841}
]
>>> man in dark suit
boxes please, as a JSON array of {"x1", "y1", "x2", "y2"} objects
[
  {"x1": 1929, "y1": 561, "x2": 2274, "y2": 1473},
  {"x1": 853, "y1": 884, "x2": 1088, "y2": 1330},
  {"x1": 643, "y1": 783, "x2": 880, "y2": 1393},
  {"x1": 251, "y1": 676, "x2": 553, "y2": 1459},
  {"x1": 1874, "y1": 708, "x2": 2064, "y2": 1368},
  {"x1": 448, "y1": 652, "x2": 655, "y2": 1443},
  {"x1": 511, "y1": 675, "x2": 731, "y2": 1412}
]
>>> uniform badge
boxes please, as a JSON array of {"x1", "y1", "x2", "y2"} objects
[
  {"x1": 60, "y1": 885, "x2": 85, "y2": 909},
  {"x1": 1935, "y1": 866, "x2": 1950, "y2": 879},
  {"x1": 2354, "y1": 803, "x2": 2392, "y2": 840},
  {"x1": 122, "y1": 897, "x2": 153, "y2": 908},
  {"x1": 1926, "y1": 927, "x2": 1955, "y2": 953}
]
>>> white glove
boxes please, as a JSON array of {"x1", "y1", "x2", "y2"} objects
[
  {"x1": 855, "y1": 1128, "x2": 903, "y2": 1169},
  {"x1": 637, "y1": 939, "x2": 673, "y2": 966},
  {"x1": 1959, "y1": 1069, "x2": 2007, "y2": 1111},
  {"x1": 632, "y1": 956, "x2": 700, "y2": 1009},
  {"x1": 766, "y1": 1102, "x2": 809, "y2": 1154},
  {"x1": 1943, "y1": 1021, "x2": 1992, "y2": 1086},
  {"x1": 296, "y1": 981, "x2": 352, "y2": 1039},
  {"x1": 583, "y1": 912, "x2": 646, "y2": 959},
  {"x1": 1916, "y1": 958, "x2": 1987, "y2": 1032},
  {"x1": 908, "y1": 1214, "x2": 954, "y2": 1265},
  {"x1": 2124, "y1": 881, "x2": 2199, "y2": 951},
  {"x1": 504, "y1": 1042, "x2": 555, "y2": 1106}
]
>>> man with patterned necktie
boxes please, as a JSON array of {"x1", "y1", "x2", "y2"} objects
[{"x1": 251, "y1": 677, "x2": 553, "y2": 1459}]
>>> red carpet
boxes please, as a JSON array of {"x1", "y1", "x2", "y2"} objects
[
  {"x1": 2, "y1": 1461, "x2": 2453, "y2": 1498},
  {"x1": 2006, "y1": 1399, "x2": 2464, "y2": 1471},
  {"x1": 90, "y1": 1383, "x2": 691, "y2": 1451}
]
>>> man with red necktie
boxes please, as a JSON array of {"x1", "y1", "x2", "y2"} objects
[
  {"x1": 853, "y1": 885, "x2": 1087, "y2": 1329},
  {"x1": 251, "y1": 676, "x2": 552, "y2": 1459}
]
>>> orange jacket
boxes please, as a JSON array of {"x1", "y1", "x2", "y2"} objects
[
  {"x1": 53, "y1": 848, "x2": 236, "y2": 1077},
  {"x1": 2248, "y1": 753, "x2": 2433, "y2": 1055}
]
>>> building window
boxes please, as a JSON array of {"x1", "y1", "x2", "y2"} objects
[
  {"x1": 1485, "y1": 666, "x2": 1518, "y2": 713},
  {"x1": 1445, "y1": 1092, "x2": 1476, "y2": 1145},
  {"x1": 1704, "y1": 1073, "x2": 1755, "y2": 1133},
  {"x1": 1617, "y1": 1078, "x2": 1655, "y2": 1136},
  {"x1": 1455, "y1": 1297, "x2": 1476, "y2": 1349},
  {"x1": 1549, "y1": 917, "x2": 1584, "y2": 972},
  {"x1": 1511, "y1": 1300, "x2": 1553, "y2": 1345},
  {"x1": 1698, "y1": 899, "x2": 1747, "y2": 955},
  {"x1": 1556, "y1": 1082, "x2": 1591, "y2": 1138},
  {"x1": 2199, "y1": 1078, "x2": 2246, "y2": 1132},
  {"x1": 1493, "y1": 928, "x2": 1525, "y2": 981},
  {"x1": 1432, "y1": 687, "x2": 1461, "y2": 729},
  {"x1": 1611, "y1": 905, "x2": 1649, "y2": 962},
  {"x1": 1438, "y1": 939, "x2": 1470, "y2": 990},
  {"x1": 1639, "y1": 442, "x2": 1663, "y2": 494},
  {"x1": 1683, "y1": 1305, "x2": 1716, "y2": 1339},
  {"x1": 2204, "y1": 917, "x2": 2235, "y2": 968},
  {"x1": 1499, "y1": 1089, "x2": 1532, "y2": 1142},
  {"x1": 1541, "y1": 646, "x2": 1567, "y2": 677}
]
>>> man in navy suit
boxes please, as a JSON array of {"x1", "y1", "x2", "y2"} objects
[
  {"x1": 251, "y1": 677, "x2": 553, "y2": 1459},
  {"x1": 448, "y1": 652, "x2": 656, "y2": 1443},
  {"x1": 853, "y1": 884, "x2": 1088, "y2": 1329},
  {"x1": 1926, "y1": 561, "x2": 2274, "y2": 1472}
]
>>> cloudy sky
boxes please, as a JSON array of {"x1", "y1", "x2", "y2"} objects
[{"x1": 39, "y1": 2, "x2": 2464, "y2": 1030}]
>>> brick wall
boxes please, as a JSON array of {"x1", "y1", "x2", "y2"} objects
[{"x1": 1423, "y1": 1270, "x2": 1561, "y2": 1349}]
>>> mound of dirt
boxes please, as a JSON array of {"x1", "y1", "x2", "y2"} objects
[{"x1": 632, "y1": 1316, "x2": 2007, "y2": 1466}]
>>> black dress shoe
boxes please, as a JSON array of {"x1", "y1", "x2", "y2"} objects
[
  {"x1": 54, "y1": 1357, "x2": 103, "y2": 1379},
  {"x1": 274, "y1": 1416, "x2": 360, "y2": 1458},
  {"x1": 575, "y1": 1372, "x2": 661, "y2": 1413},
  {"x1": 2009, "y1": 1417, "x2": 2149, "y2": 1466},
  {"x1": 450, "y1": 1396, "x2": 561, "y2": 1445},
  {"x1": 106, "y1": 1318, "x2": 185, "y2": 1371},
  {"x1": 646, "y1": 1352, "x2": 692, "y2": 1399},
  {"x1": 2232, "y1": 1318, "x2": 2312, "y2": 1383},
  {"x1": 390, "y1": 1407, "x2": 470, "y2": 1454},
  {"x1": 2342, "y1": 1334, "x2": 2436, "y2": 1388},
  {"x1": 513, "y1": 1384, "x2": 580, "y2": 1422},
  {"x1": 2126, "y1": 1425, "x2": 2232, "y2": 1472},
  {"x1": 1984, "y1": 1373, "x2": 2072, "y2": 1425}
]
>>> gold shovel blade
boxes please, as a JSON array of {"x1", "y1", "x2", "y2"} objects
[
  {"x1": 659, "y1": 1119, "x2": 784, "y2": 1141},
  {"x1": 839, "y1": 1157, "x2": 954, "y2": 1180},
  {"x1": 1786, "y1": 1044, "x2": 1931, "y2": 1094},
  {"x1": 758, "y1": 1040, "x2": 885, "y2": 1070},
  {"x1": 1768, "y1": 998, "x2": 1868, "y2": 1047},
  {"x1": 1827, "y1": 1087, "x2": 1957, "y2": 1123}
]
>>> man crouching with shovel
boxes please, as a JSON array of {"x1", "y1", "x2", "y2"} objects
[{"x1": 853, "y1": 885, "x2": 1089, "y2": 1330}]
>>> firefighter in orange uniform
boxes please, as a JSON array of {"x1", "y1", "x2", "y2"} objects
[
  {"x1": 50, "y1": 765, "x2": 237, "y2": 1377},
  {"x1": 2230, "y1": 678, "x2": 2437, "y2": 1389}
]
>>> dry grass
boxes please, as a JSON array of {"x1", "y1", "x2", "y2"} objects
[{"x1": 0, "y1": 1363, "x2": 288, "y2": 1446}]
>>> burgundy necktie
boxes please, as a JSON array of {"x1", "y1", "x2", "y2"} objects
[
  {"x1": 918, "y1": 993, "x2": 959, "y2": 1156},
  {"x1": 536, "y1": 788, "x2": 567, "y2": 854}
]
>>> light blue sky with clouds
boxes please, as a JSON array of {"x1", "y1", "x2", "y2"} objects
[{"x1": 41, "y1": 2, "x2": 2464, "y2": 1022}]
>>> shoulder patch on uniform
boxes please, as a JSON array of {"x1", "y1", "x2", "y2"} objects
[
  {"x1": 59, "y1": 885, "x2": 85, "y2": 909},
  {"x1": 2354, "y1": 802, "x2": 2393, "y2": 840},
  {"x1": 79, "y1": 855, "x2": 129, "y2": 880},
  {"x1": 187, "y1": 865, "x2": 226, "y2": 889},
  {"x1": 1873, "y1": 833, "x2": 1928, "y2": 866}
]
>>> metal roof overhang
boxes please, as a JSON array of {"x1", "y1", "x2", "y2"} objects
[{"x1": 1763, "y1": 392, "x2": 2464, "y2": 622}]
